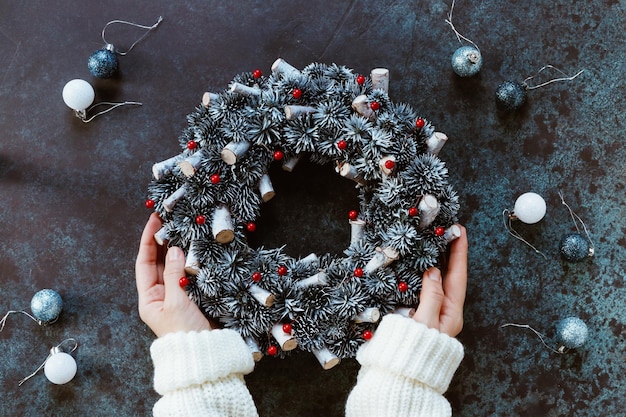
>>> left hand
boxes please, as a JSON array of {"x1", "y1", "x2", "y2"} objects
[{"x1": 135, "y1": 213, "x2": 212, "y2": 337}]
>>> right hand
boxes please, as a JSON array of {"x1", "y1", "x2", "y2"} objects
[{"x1": 412, "y1": 225, "x2": 468, "y2": 337}]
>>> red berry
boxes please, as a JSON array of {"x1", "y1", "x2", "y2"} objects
[
  {"x1": 251, "y1": 271, "x2": 262, "y2": 282},
  {"x1": 210, "y1": 174, "x2": 220, "y2": 184},
  {"x1": 179, "y1": 276, "x2": 189, "y2": 288},
  {"x1": 337, "y1": 140, "x2": 348, "y2": 150},
  {"x1": 348, "y1": 210, "x2": 358, "y2": 220},
  {"x1": 253, "y1": 69, "x2": 262, "y2": 79},
  {"x1": 196, "y1": 215, "x2": 206, "y2": 225},
  {"x1": 282, "y1": 323, "x2": 293, "y2": 334},
  {"x1": 415, "y1": 118, "x2": 425, "y2": 129},
  {"x1": 354, "y1": 267, "x2": 364, "y2": 278},
  {"x1": 267, "y1": 345, "x2": 278, "y2": 356},
  {"x1": 273, "y1": 150, "x2": 284, "y2": 160},
  {"x1": 246, "y1": 222, "x2": 257, "y2": 232},
  {"x1": 370, "y1": 101, "x2": 380, "y2": 111},
  {"x1": 145, "y1": 199, "x2": 155, "y2": 209},
  {"x1": 186, "y1": 140, "x2": 197, "y2": 150},
  {"x1": 356, "y1": 75, "x2": 366, "y2": 85},
  {"x1": 398, "y1": 281, "x2": 409, "y2": 292},
  {"x1": 435, "y1": 226, "x2": 445, "y2": 237},
  {"x1": 362, "y1": 330, "x2": 373, "y2": 340},
  {"x1": 384, "y1": 159, "x2": 395, "y2": 170},
  {"x1": 408, "y1": 207, "x2": 419, "y2": 217},
  {"x1": 278, "y1": 265, "x2": 288, "y2": 276},
  {"x1": 292, "y1": 88, "x2": 302, "y2": 99}
]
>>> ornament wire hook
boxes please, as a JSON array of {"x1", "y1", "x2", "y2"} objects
[
  {"x1": 502, "y1": 209, "x2": 547, "y2": 259},
  {"x1": 445, "y1": 0, "x2": 480, "y2": 51},
  {"x1": 18, "y1": 338, "x2": 79, "y2": 386},
  {"x1": 0, "y1": 310, "x2": 41, "y2": 332},
  {"x1": 500, "y1": 323, "x2": 562, "y2": 354},
  {"x1": 81, "y1": 101, "x2": 143, "y2": 123},
  {"x1": 558, "y1": 191, "x2": 595, "y2": 253},
  {"x1": 101, "y1": 16, "x2": 163, "y2": 55},
  {"x1": 523, "y1": 65, "x2": 584, "y2": 90}
]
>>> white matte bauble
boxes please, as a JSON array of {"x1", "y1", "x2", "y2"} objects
[
  {"x1": 44, "y1": 352, "x2": 77, "y2": 384},
  {"x1": 513, "y1": 192, "x2": 546, "y2": 224},
  {"x1": 62, "y1": 79, "x2": 95, "y2": 111}
]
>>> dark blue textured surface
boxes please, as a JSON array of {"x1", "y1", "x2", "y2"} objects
[{"x1": 0, "y1": 1, "x2": 624, "y2": 416}]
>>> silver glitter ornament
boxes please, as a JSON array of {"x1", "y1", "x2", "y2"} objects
[
  {"x1": 451, "y1": 46, "x2": 482, "y2": 77},
  {"x1": 559, "y1": 232, "x2": 593, "y2": 262},
  {"x1": 495, "y1": 81, "x2": 527, "y2": 111},
  {"x1": 30, "y1": 289, "x2": 63, "y2": 324},
  {"x1": 556, "y1": 317, "x2": 588, "y2": 351}
]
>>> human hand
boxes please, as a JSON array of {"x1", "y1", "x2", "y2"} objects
[
  {"x1": 412, "y1": 225, "x2": 468, "y2": 337},
  {"x1": 135, "y1": 213, "x2": 212, "y2": 337}
]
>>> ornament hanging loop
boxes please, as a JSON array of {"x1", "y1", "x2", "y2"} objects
[
  {"x1": 80, "y1": 101, "x2": 143, "y2": 123},
  {"x1": 523, "y1": 65, "x2": 584, "y2": 90},
  {"x1": 500, "y1": 323, "x2": 562, "y2": 354},
  {"x1": 18, "y1": 338, "x2": 78, "y2": 386},
  {"x1": 558, "y1": 191, "x2": 594, "y2": 254},
  {"x1": 0, "y1": 310, "x2": 42, "y2": 332},
  {"x1": 101, "y1": 16, "x2": 163, "y2": 55},
  {"x1": 502, "y1": 209, "x2": 547, "y2": 260},
  {"x1": 445, "y1": 0, "x2": 480, "y2": 52}
]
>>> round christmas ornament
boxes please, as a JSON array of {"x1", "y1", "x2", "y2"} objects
[
  {"x1": 62, "y1": 79, "x2": 142, "y2": 122},
  {"x1": 559, "y1": 233, "x2": 592, "y2": 263},
  {"x1": 451, "y1": 46, "x2": 483, "y2": 78},
  {"x1": 1, "y1": 289, "x2": 63, "y2": 331},
  {"x1": 503, "y1": 192, "x2": 547, "y2": 258},
  {"x1": 556, "y1": 317, "x2": 588, "y2": 352},
  {"x1": 30, "y1": 289, "x2": 63, "y2": 324},
  {"x1": 512, "y1": 192, "x2": 546, "y2": 224},
  {"x1": 445, "y1": 0, "x2": 482, "y2": 77},
  {"x1": 558, "y1": 191, "x2": 594, "y2": 263},
  {"x1": 87, "y1": 16, "x2": 163, "y2": 78},
  {"x1": 19, "y1": 338, "x2": 78, "y2": 386},
  {"x1": 146, "y1": 58, "x2": 461, "y2": 368},
  {"x1": 501, "y1": 318, "x2": 588, "y2": 354},
  {"x1": 495, "y1": 81, "x2": 527, "y2": 111},
  {"x1": 496, "y1": 65, "x2": 584, "y2": 111}
]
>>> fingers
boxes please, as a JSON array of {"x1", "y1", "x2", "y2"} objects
[
  {"x1": 135, "y1": 213, "x2": 163, "y2": 295},
  {"x1": 162, "y1": 246, "x2": 191, "y2": 307},
  {"x1": 443, "y1": 225, "x2": 468, "y2": 309},
  {"x1": 412, "y1": 268, "x2": 445, "y2": 330}
]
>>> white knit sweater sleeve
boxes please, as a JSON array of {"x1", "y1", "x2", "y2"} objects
[
  {"x1": 345, "y1": 314, "x2": 464, "y2": 417},
  {"x1": 150, "y1": 329, "x2": 259, "y2": 417}
]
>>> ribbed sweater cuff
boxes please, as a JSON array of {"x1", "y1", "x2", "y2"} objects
[
  {"x1": 151, "y1": 329, "x2": 254, "y2": 395},
  {"x1": 356, "y1": 314, "x2": 464, "y2": 394}
]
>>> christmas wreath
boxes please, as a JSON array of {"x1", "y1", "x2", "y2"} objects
[{"x1": 146, "y1": 58, "x2": 460, "y2": 369}]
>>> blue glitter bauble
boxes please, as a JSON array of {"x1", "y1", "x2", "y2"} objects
[
  {"x1": 30, "y1": 289, "x2": 63, "y2": 324},
  {"x1": 495, "y1": 81, "x2": 527, "y2": 110},
  {"x1": 87, "y1": 48, "x2": 119, "y2": 78},
  {"x1": 556, "y1": 317, "x2": 588, "y2": 349},
  {"x1": 559, "y1": 232, "x2": 592, "y2": 262},
  {"x1": 451, "y1": 46, "x2": 483, "y2": 77}
]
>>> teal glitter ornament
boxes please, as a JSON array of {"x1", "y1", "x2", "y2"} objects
[
  {"x1": 559, "y1": 232, "x2": 593, "y2": 262},
  {"x1": 445, "y1": 0, "x2": 482, "y2": 78},
  {"x1": 451, "y1": 46, "x2": 483, "y2": 77},
  {"x1": 30, "y1": 289, "x2": 63, "y2": 324},
  {"x1": 556, "y1": 317, "x2": 588, "y2": 351}
]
